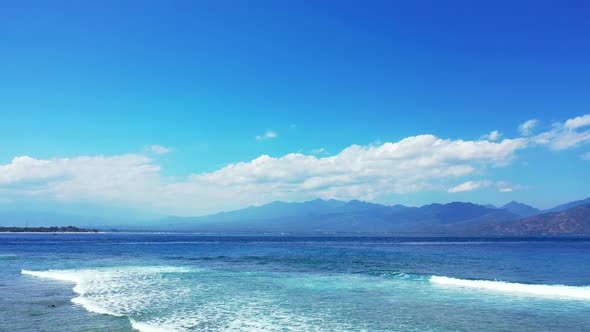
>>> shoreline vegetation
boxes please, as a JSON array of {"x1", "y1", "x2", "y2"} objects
[{"x1": 0, "y1": 226, "x2": 98, "y2": 233}]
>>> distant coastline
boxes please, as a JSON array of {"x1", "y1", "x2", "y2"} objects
[{"x1": 0, "y1": 226, "x2": 98, "y2": 233}]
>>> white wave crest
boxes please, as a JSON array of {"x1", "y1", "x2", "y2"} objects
[
  {"x1": 130, "y1": 319, "x2": 180, "y2": 332},
  {"x1": 430, "y1": 276, "x2": 590, "y2": 300},
  {"x1": 21, "y1": 266, "x2": 192, "y2": 329}
]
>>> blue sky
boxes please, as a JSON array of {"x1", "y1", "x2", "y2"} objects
[{"x1": 1, "y1": 1, "x2": 589, "y2": 216}]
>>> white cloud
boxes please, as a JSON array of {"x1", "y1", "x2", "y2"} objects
[
  {"x1": 6, "y1": 113, "x2": 589, "y2": 216},
  {"x1": 448, "y1": 180, "x2": 520, "y2": 193},
  {"x1": 146, "y1": 145, "x2": 171, "y2": 154},
  {"x1": 448, "y1": 181, "x2": 487, "y2": 193},
  {"x1": 0, "y1": 156, "x2": 62, "y2": 185},
  {"x1": 0, "y1": 154, "x2": 160, "y2": 204},
  {"x1": 173, "y1": 135, "x2": 526, "y2": 213},
  {"x1": 564, "y1": 114, "x2": 590, "y2": 130},
  {"x1": 532, "y1": 114, "x2": 590, "y2": 150},
  {"x1": 518, "y1": 119, "x2": 539, "y2": 136},
  {"x1": 10, "y1": 115, "x2": 590, "y2": 215},
  {"x1": 496, "y1": 181, "x2": 526, "y2": 193},
  {"x1": 196, "y1": 135, "x2": 526, "y2": 187},
  {"x1": 256, "y1": 131, "x2": 278, "y2": 140},
  {"x1": 0, "y1": 134, "x2": 527, "y2": 215},
  {"x1": 481, "y1": 130, "x2": 503, "y2": 141}
]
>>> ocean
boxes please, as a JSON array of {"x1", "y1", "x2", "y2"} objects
[{"x1": 1, "y1": 233, "x2": 589, "y2": 331}]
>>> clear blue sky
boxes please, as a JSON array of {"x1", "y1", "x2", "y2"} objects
[{"x1": 1, "y1": 1, "x2": 589, "y2": 216}]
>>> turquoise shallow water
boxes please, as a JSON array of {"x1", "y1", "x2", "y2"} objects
[{"x1": 1, "y1": 234, "x2": 589, "y2": 331}]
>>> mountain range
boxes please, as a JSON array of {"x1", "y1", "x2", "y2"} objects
[
  {"x1": 499, "y1": 201, "x2": 541, "y2": 218},
  {"x1": 478, "y1": 204, "x2": 590, "y2": 235},
  {"x1": 1, "y1": 197, "x2": 588, "y2": 235},
  {"x1": 162, "y1": 197, "x2": 590, "y2": 235},
  {"x1": 542, "y1": 197, "x2": 590, "y2": 213}
]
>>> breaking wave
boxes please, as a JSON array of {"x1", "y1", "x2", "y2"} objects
[
  {"x1": 22, "y1": 267, "x2": 192, "y2": 331},
  {"x1": 21, "y1": 266, "x2": 358, "y2": 331},
  {"x1": 430, "y1": 275, "x2": 590, "y2": 301}
]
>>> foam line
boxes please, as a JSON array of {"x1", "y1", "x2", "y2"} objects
[
  {"x1": 21, "y1": 267, "x2": 192, "y2": 331},
  {"x1": 130, "y1": 319, "x2": 180, "y2": 332},
  {"x1": 430, "y1": 276, "x2": 590, "y2": 300},
  {"x1": 22, "y1": 269, "x2": 123, "y2": 316}
]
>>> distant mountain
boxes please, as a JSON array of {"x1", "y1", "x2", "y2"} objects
[
  {"x1": 7, "y1": 197, "x2": 588, "y2": 234},
  {"x1": 544, "y1": 197, "x2": 590, "y2": 213},
  {"x1": 500, "y1": 201, "x2": 540, "y2": 218},
  {"x1": 478, "y1": 204, "x2": 590, "y2": 235},
  {"x1": 173, "y1": 199, "x2": 349, "y2": 224},
  {"x1": 164, "y1": 199, "x2": 520, "y2": 234}
]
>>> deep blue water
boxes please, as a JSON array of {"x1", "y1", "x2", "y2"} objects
[{"x1": 1, "y1": 233, "x2": 589, "y2": 331}]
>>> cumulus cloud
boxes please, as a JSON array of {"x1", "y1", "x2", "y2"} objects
[
  {"x1": 3, "y1": 114, "x2": 587, "y2": 215},
  {"x1": 0, "y1": 134, "x2": 527, "y2": 215},
  {"x1": 518, "y1": 119, "x2": 539, "y2": 136},
  {"x1": 448, "y1": 181, "x2": 488, "y2": 193},
  {"x1": 146, "y1": 145, "x2": 171, "y2": 154},
  {"x1": 532, "y1": 114, "x2": 590, "y2": 150},
  {"x1": 448, "y1": 180, "x2": 520, "y2": 193},
  {"x1": 564, "y1": 114, "x2": 590, "y2": 130},
  {"x1": 0, "y1": 156, "x2": 65, "y2": 185},
  {"x1": 256, "y1": 131, "x2": 278, "y2": 140},
  {"x1": 481, "y1": 130, "x2": 503, "y2": 141},
  {"x1": 0, "y1": 154, "x2": 160, "y2": 204},
  {"x1": 166, "y1": 135, "x2": 527, "y2": 213},
  {"x1": 197, "y1": 135, "x2": 526, "y2": 185}
]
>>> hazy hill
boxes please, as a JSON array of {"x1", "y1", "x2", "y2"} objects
[
  {"x1": 500, "y1": 201, "x2": 541, "y2": 218},
  {"x1": 164, "y1": 199, "x2": 521, "y2": 233},
  {"x1": 478, "y1": 204, "x2": 590, "y2": 235},
  {"x1": 544, "y1": 197, "x2": 590, "y2": 213},
  {"x1": 3, "y1": 197, "x2": 590, "y2": 235}
]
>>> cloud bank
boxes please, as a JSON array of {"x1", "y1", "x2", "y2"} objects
[
  {"x1": 0, "y1": 114, "x2": 588, "y2": 215},
  {"x1": 0, "y1": 136, "x2": 526, "y2": 215}
]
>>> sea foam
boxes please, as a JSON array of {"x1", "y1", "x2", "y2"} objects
[
  {"x1": 22, "y1": 267, "x2": 192, "y2": 331},
  {"x1": 430, "y1": 275, "x2": 590, "y2": 300},
  {"x1": 130, "y1": 319, "x2": 179, "y2": 332},
  {"x1": 21, "y1": 267, "x2": 358, "y2": 332}
]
